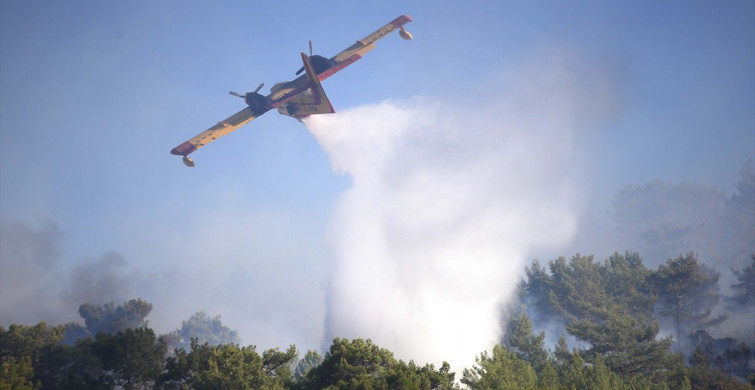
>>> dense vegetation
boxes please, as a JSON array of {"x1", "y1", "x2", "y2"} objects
[
  {"x1": 2, "y1": 162, "x2": 752, "y2": 388},
  {"x1": 504, "y1": 252, "x2": 754, "y2": 389},
  {"x1": 1, "y1": 253, "x2": 752, "y2": 389}
]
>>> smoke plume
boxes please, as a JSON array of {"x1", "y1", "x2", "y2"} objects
[
  {"x1": 0, "y1": 219, "x2": 67, "y2": 325},
  {"x1": 0, "y1": 220, "x2": 137, "y2": 326},
  {"x1": 304, "y1": 48, "x2": 616, "y2": 369}
]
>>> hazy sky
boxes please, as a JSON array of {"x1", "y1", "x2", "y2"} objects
[{"x1": 1, "y1": 0, "x2": 753, "y2": 370}]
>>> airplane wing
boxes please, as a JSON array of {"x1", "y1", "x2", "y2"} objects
[
  {"x1": 169, "y1": 15, "x2": 412, "y2": 167},
  {"x1": 278, "y1": 53, "x2": 336, "y2": 118},
  {"x1": 170, "y1": 106, "x2": 268, "y2": 159},
  {"x1": 318, "y1": 14, "x2": 413, "y2": 81}
]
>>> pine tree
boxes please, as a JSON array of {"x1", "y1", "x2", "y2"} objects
[
  {"x1": 727, "y1": 255, "x2": 755, "y2": 313},
  {"x1": 461, "y1": 345, "x2": 537, "y2": 390},
  {"x1": 653, "y1": 253, "x2": 726, "y2": 353},
  {"x1": 505, "y1": 312, "x2": 548, "y2": 372}
]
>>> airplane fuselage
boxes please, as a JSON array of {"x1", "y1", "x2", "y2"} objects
[{"x1": 169, "y1": 14, "x2": 412, "y2": 166}]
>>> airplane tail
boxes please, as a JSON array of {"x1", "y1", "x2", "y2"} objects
[{"x1": 278, "y1": 53, "x2": 336, "y2": 118}]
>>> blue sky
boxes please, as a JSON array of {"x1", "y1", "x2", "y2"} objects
[{"x1": 1, "y1": 0, "x2": 753, "y2": 368}]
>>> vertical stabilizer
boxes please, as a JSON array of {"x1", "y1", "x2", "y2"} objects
[{"x1": 278, "y1": 53, "x2": 336, "y2": 118}]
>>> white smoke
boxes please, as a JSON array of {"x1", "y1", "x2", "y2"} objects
[{"x1": 304, "y1": 48, "x2": 616, "y2": 370}]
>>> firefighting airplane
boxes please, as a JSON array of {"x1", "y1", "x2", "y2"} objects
[{"x1": 170, "y1": 15, "x2": 413, "y2": 167}]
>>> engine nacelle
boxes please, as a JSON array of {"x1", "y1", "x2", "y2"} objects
[
  {"x1": 244, "y1": 92, "x2": 271, "y2": 115},
  {"x1": 308, "y1": 55, "x2": 335, "y2": 74}
]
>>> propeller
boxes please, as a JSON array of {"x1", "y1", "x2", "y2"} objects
[
  {"x1": 296, "y1": 41, "x2": 314, "y2": 75},
  {"x1": 229, "y1": 83, "x2": 264, "y2": 98}
]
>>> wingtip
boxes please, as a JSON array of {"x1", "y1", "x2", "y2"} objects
[
  {"x1": 171, "y1": 142, "x2": 197, "y2": 156},
  {"x1": 392, "y1": 15, "x2": 413, "y2": 26}
]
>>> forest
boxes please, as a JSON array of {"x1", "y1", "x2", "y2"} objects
[
  {"x1": 1, "y1": 251, "x2": 753, "y2": 389},
  {"x1": 1, "y1": 163, "x2": 753, "y2": 389}
]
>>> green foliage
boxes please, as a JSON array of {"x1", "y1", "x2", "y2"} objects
[
  {"x1": 461, "y1": 344, "x2": 537, "y2": 389},
  {"x1": 60, "y1": 322, "x2": 88, "y2": 346},
  {"x1": 0, "y1": 309, "x2": 161, "y2": 389},
  {"x1": 603, "y1": 251, "x2": 656, "y2": 322},
  {"x1": 505, "y1": 312, "x2": 547, "y2": 372},
  {"x1": 536, "y1": 361, "x2": 559, "y2": 390},
  {"x1": 386, "y1": 360, "x2": 458, "y2": 390},
  {"x1": 567, "y1": 253, "x2": 673, "y2": 380},
  {"x1": 293, "y1": 350, "x2": 323, "y2": 380},
  {"x1": 515, "y1": 250, "x2": 755, "y2": 386},
  {"x1": 0, "y1": 356, "x2": 38, "y2": 390},
  {"x1": 688, "y1": 330, "x2": 753, "y2": 381},
  {"x1": 549, "y1": 343, "x2": 667, "y2": 390},
  {"x1": 0, "y1": 323, "x2": 65, "y2": 363},
  {"x1": 523, "y1": 260, "x2": 558, "y2": 324},
  {"x1": 664, "y1": 352, "x2": 693, "y2": 390},
  {"x1": 298, "y1": 338, "x2": 394, "y2": 389},
  {"x1": 548, "y1": 254, "x2": 609, "y2": 323},
  {"x1": 653, "y1": 253, "x2": 727, "y2": 353},
  {"x1": 33, "y1": 340, "x2": 109, "y2": 390},
  {"x1": 158, "y1": 340, "x2": 296, "y2": 390},
  {"x1": 172, "y1": 310, "x2": 241, "y2": 351},
  {"x1": 77, "y1": 298, "x2": 152, "y2": 336},
  {"x1": 297, "y1": 338, "x2": 458, "y2": 390},
  {"x1": 91, "y1": 328, "x2": 166, "y2": 389},
  {"x1": 518, "y1": 253, "x2": 675, "y2": 382},
  {"x1": 727, "y1": 255, "x2": 755, "y2": 312},
  {"x1": 263, "y1": 346, "x2": 297, "y2": 381},
  {"x1": 543, "y1": 256, "x2": 582, "y2": 322},
  {"x1": 687, "y1": 347, "x2": 752, "y2": 390},
  {"x1": 171, "y1": 342, "x2": 266, "y2": 389},
  {"x1": 5, "y1": 253, "x2": 753, "y2": 390},
  {"x1": 158, "y1": 330, "x2": 182, "y2": 355},
  {"x1": 568, "y1": 313, "x2": 673, "y2": 379}
]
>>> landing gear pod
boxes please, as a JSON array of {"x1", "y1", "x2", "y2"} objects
[
  {"x1": 399, "y1": 26, "x2": 413, "y2": 40},
  {"x1": 182, "y1": 155, "x2": 195, "y2": 167}
]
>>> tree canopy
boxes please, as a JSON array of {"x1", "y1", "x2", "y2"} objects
[
  {"x1": 3, "y1": 234, "x2": 754, "y2": 390},
  {"x1": 76, "y1": 298, "x2": 152, "y2": 337},
  {"x1": 170, "y1": 310, "x2": 241, "y2": 351}
]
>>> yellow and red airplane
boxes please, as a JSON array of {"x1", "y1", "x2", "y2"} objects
[{"x1": 171, "y1": 15, "x2": 413, "y2": 167}]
